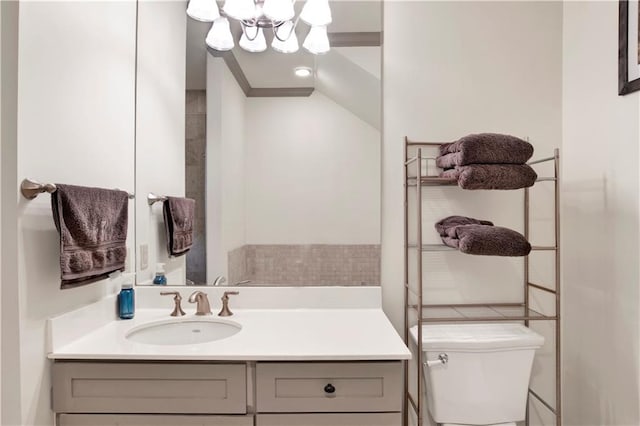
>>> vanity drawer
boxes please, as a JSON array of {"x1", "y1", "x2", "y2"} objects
[
  {"x1": 58, "y1": 414, "x2": 254, "y2": 426},
  {"x1": 256, "y1": 413, "x2": 401, "y2": 426},
  {"x1": 53, "y1": 362, "x2": 246, "y2": 414},
  {"x1": 255, "y1": 362, "x2": 402, "y2": 413}
]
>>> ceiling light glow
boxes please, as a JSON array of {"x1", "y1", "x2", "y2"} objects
[{"x1": 294, "y1": 67, "x2": 313, "y2": 78}]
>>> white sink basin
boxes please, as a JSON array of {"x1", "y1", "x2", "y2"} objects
[{"x1": 126, "y1": 318, "x2": 241, "y2": 345}]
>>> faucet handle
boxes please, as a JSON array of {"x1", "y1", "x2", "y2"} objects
[
  {"x1": 218, "y1": 291, "x2": 239, "y2": 317},
  {"x1": 160, "y1": 291, "x2": 186, "y2": 317}
]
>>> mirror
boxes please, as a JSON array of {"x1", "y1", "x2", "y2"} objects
[{"x1": 135, "y1": 0, "x2": 382, "y2": 287}]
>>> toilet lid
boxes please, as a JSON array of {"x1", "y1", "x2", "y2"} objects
[
  {"x1": 443, "y1": 423, "x2": 516, "y2": 426},
  {"x1": 410, "y1": 323, "x2": 544, "y2": 351}
]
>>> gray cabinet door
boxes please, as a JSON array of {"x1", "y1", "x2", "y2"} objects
[
  {"x1": 256, "y1": 413, "x2": 401, "y2": 426},
  {"x1": 256, "y1": 362, "x2": 402, "y2": 413},
  {"x1": 53, "y1": 362, "x2": 247, "y2": 414},
  {"x1": 58, "y1": 414, "x2": 254, "y2": 426}
]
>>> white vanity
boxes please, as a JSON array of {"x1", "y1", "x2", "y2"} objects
[{"x1": 48, "y1": 287, "x2": 410, "y2": 426}]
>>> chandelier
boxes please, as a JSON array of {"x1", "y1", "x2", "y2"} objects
[{"x1": 186, "y1": 0, "x2": 332, "y2": 54}]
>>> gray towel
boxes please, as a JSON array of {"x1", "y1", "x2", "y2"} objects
[
  {"x1": 435, "y1": 215, "x2": 494, "y2": 238},
  {"x1": 51, "y1": 184, "x2": 129, "y2": 289},
  {"x1": 436, "y1": 133, "x2": 534, "y2": 169},
  {"x1": 163, "y1": 197, "x2": 195, "y2": 257},
  {"x1": 440, "y1": 164, "x2": 537, "y2": 190},
  {"x1": 441, "y1": 224, "x2": 531, "y2": 257}
]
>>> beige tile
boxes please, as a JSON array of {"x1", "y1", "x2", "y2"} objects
[
  {"x1": 230, "y1": 244, "x2": 381, "y2": 286},
  {"x1": 185, "y1": 114, "x2": 206, "y2": 145},
  {"x1": 185, "y1": 95, "x2": 206, "y2": 284},
  {"x1": 186, "y1": 90, "x2": 206, "y2": 114}
]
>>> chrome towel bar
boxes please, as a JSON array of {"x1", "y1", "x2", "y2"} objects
[
  {"x1": 147, "y1": 192, "x2": 168, "y2": 206},
  {"x1": 21, "y1": 178, "x2": 134, "y2": 200}
]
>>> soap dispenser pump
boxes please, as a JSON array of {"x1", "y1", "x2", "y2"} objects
[{"x1": 153, "y1": 263, "x2": 167, "y2": 285}]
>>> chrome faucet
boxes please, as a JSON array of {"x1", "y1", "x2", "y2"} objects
[
  {"x1": 160, "y1": 291, "x2": 186, "y2": 317},
  {"x1": 212, "y1": 276, "x2": 227, "y2": 286},
  {"x1": 218, "y1": 291, "x2": 239, "y2": 317},
  {"x1": 212, "y1": 276, "x2": 251, "y2": 286},
  {"x1": 188, "y1": 291, "x2": 212, "y2": 315}
]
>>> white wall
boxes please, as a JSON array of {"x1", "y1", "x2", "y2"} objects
[
  {"x1": 245, "y1": 92, "x2": 381, "y2": 245},
  {"x1": 0, "y1": 1, "x2": 20, "y2": 424},
  {"x1": 135, "y1": 1, "x2": 186, "y2": 285},
  {"x1": 562, "y1": 2, "x2": 640, "y2": 424},
  {"x1": 206, "y1": 61, "x2": 380, "y2": 280},
  {"x1": 381, "y1": 2, "x2": 562, "y2": 424},
  {"x1": 15, "y1": 2, "x2": 137, "y2": 424},
  {"x1": 206, "y1": 56, "x2": 247, "y2": 281},
  {"x1": 0, "y1": 4, "x2": 4, "y2": 421},
  {"x1": 382, "y1": 0, "x2": 562, "y2": 326},
  {"x1": 219, "y1": 65, "x2": 246, "y2": 263}
]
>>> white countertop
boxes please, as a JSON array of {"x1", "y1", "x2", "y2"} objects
[{"x1": 48, "y1": 308, "x2": 411, "y2": 361}]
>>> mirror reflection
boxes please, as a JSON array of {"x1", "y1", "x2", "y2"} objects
[{"x1": 136, "y1": 1, "x2": 381, "y2": 286}]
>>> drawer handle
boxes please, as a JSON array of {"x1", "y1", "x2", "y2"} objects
[{"x1": 324, "y1": 383, "x2": 336, "y2": 394}]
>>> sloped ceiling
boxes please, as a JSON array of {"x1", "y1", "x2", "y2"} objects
[{"x1": 315, "y1": 47, "x2": 380, "y2": 129}]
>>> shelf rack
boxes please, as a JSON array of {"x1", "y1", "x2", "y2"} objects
[{"x1": 403, "y1": 137, "x2": 561, "y2": 426}]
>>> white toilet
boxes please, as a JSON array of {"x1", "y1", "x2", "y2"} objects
[{"x1": 411, "y1": 323, "x2": 544, "y2": 426}]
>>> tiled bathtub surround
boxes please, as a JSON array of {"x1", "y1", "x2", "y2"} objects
[
  {"x1": 228, "y1": 244, "x2": 381, "y2": 286},
  {"x1": 228, "y1": 245, "x2": 249, "y2": 284}
]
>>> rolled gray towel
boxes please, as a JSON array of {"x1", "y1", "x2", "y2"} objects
[
  {"x1": 440, "y1": 164, "x2": 537, "y2": 190},
  {"x1": 442, "y1": 224, "x2": 531, "y2": 257},
  {"x1": 435, "y1": 215, "x2": 493, "y2": 238},
  {"x1": 436, "y1": 133, "x2": 534, "y2": 168}
]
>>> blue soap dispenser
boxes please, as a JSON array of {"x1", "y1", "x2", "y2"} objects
[
  {"x1": 118, "y1": 273, "x2": 135, "y2": 320},
  {"x1": 153, "y1": 263, "x2": 167, "y2": 285}
]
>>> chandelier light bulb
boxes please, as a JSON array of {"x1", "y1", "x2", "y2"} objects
[
  {"x1": 186, "y1": 0, "x2": 220, "y2": 22},
  {"x1": 272, "y1": 21, "x2": 299, "y2": 53},
  {"x1": 303, "y1": 25, "x2": 330, "y2": 55},
  {"x1": 206, "y1": 17, "x2": 235, "y2": 51},
  {"x1": 222, "y1": 0, "x2": 257, "y2": 21},
  {"x1": 190, "y1": 0, "x2": 333, "y2": 54},
  {"x1": 300, "y1": 0, "x2": 332, "y2": 26},
  {"x1": 262, "y1": 0, "x2": 295, "y2": 22},
  {"x1": 240, "y1": 26, "x2": 267, "y2": 52}
]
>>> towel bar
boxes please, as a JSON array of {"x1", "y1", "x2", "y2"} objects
[
  {"x1": 147, "y1": 192, "x2": 169, "y2": 206},
  {"x1": 21, "y1": 179, "x2": 134, "y2": 200}
]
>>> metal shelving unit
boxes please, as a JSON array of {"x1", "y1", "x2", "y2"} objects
[{"x1": 403, "y1": 137, "x2": 561, "y2": 426}]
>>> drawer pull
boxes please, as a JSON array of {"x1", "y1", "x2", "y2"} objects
[{"x1": 324, "y1": 383, "x2": 336, "y2": 394}]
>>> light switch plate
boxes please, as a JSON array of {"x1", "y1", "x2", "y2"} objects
[{"x1": 140, "y1": 244, "x2": 149, "y2": 270}]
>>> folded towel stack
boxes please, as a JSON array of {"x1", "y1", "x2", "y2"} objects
[
  {"x1": 435, "y1": 215, "x2": 531, "y2": 257},
  {"x1": 51, "y1": 184, "x2": 129, "y2": 289},
  {"x1": 437, "y1": 133, "x2": 537, "y2": 190}
]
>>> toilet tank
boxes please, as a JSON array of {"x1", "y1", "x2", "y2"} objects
[{"x1": 411, "y1": 323, "x2": 544, "y2": 425}]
